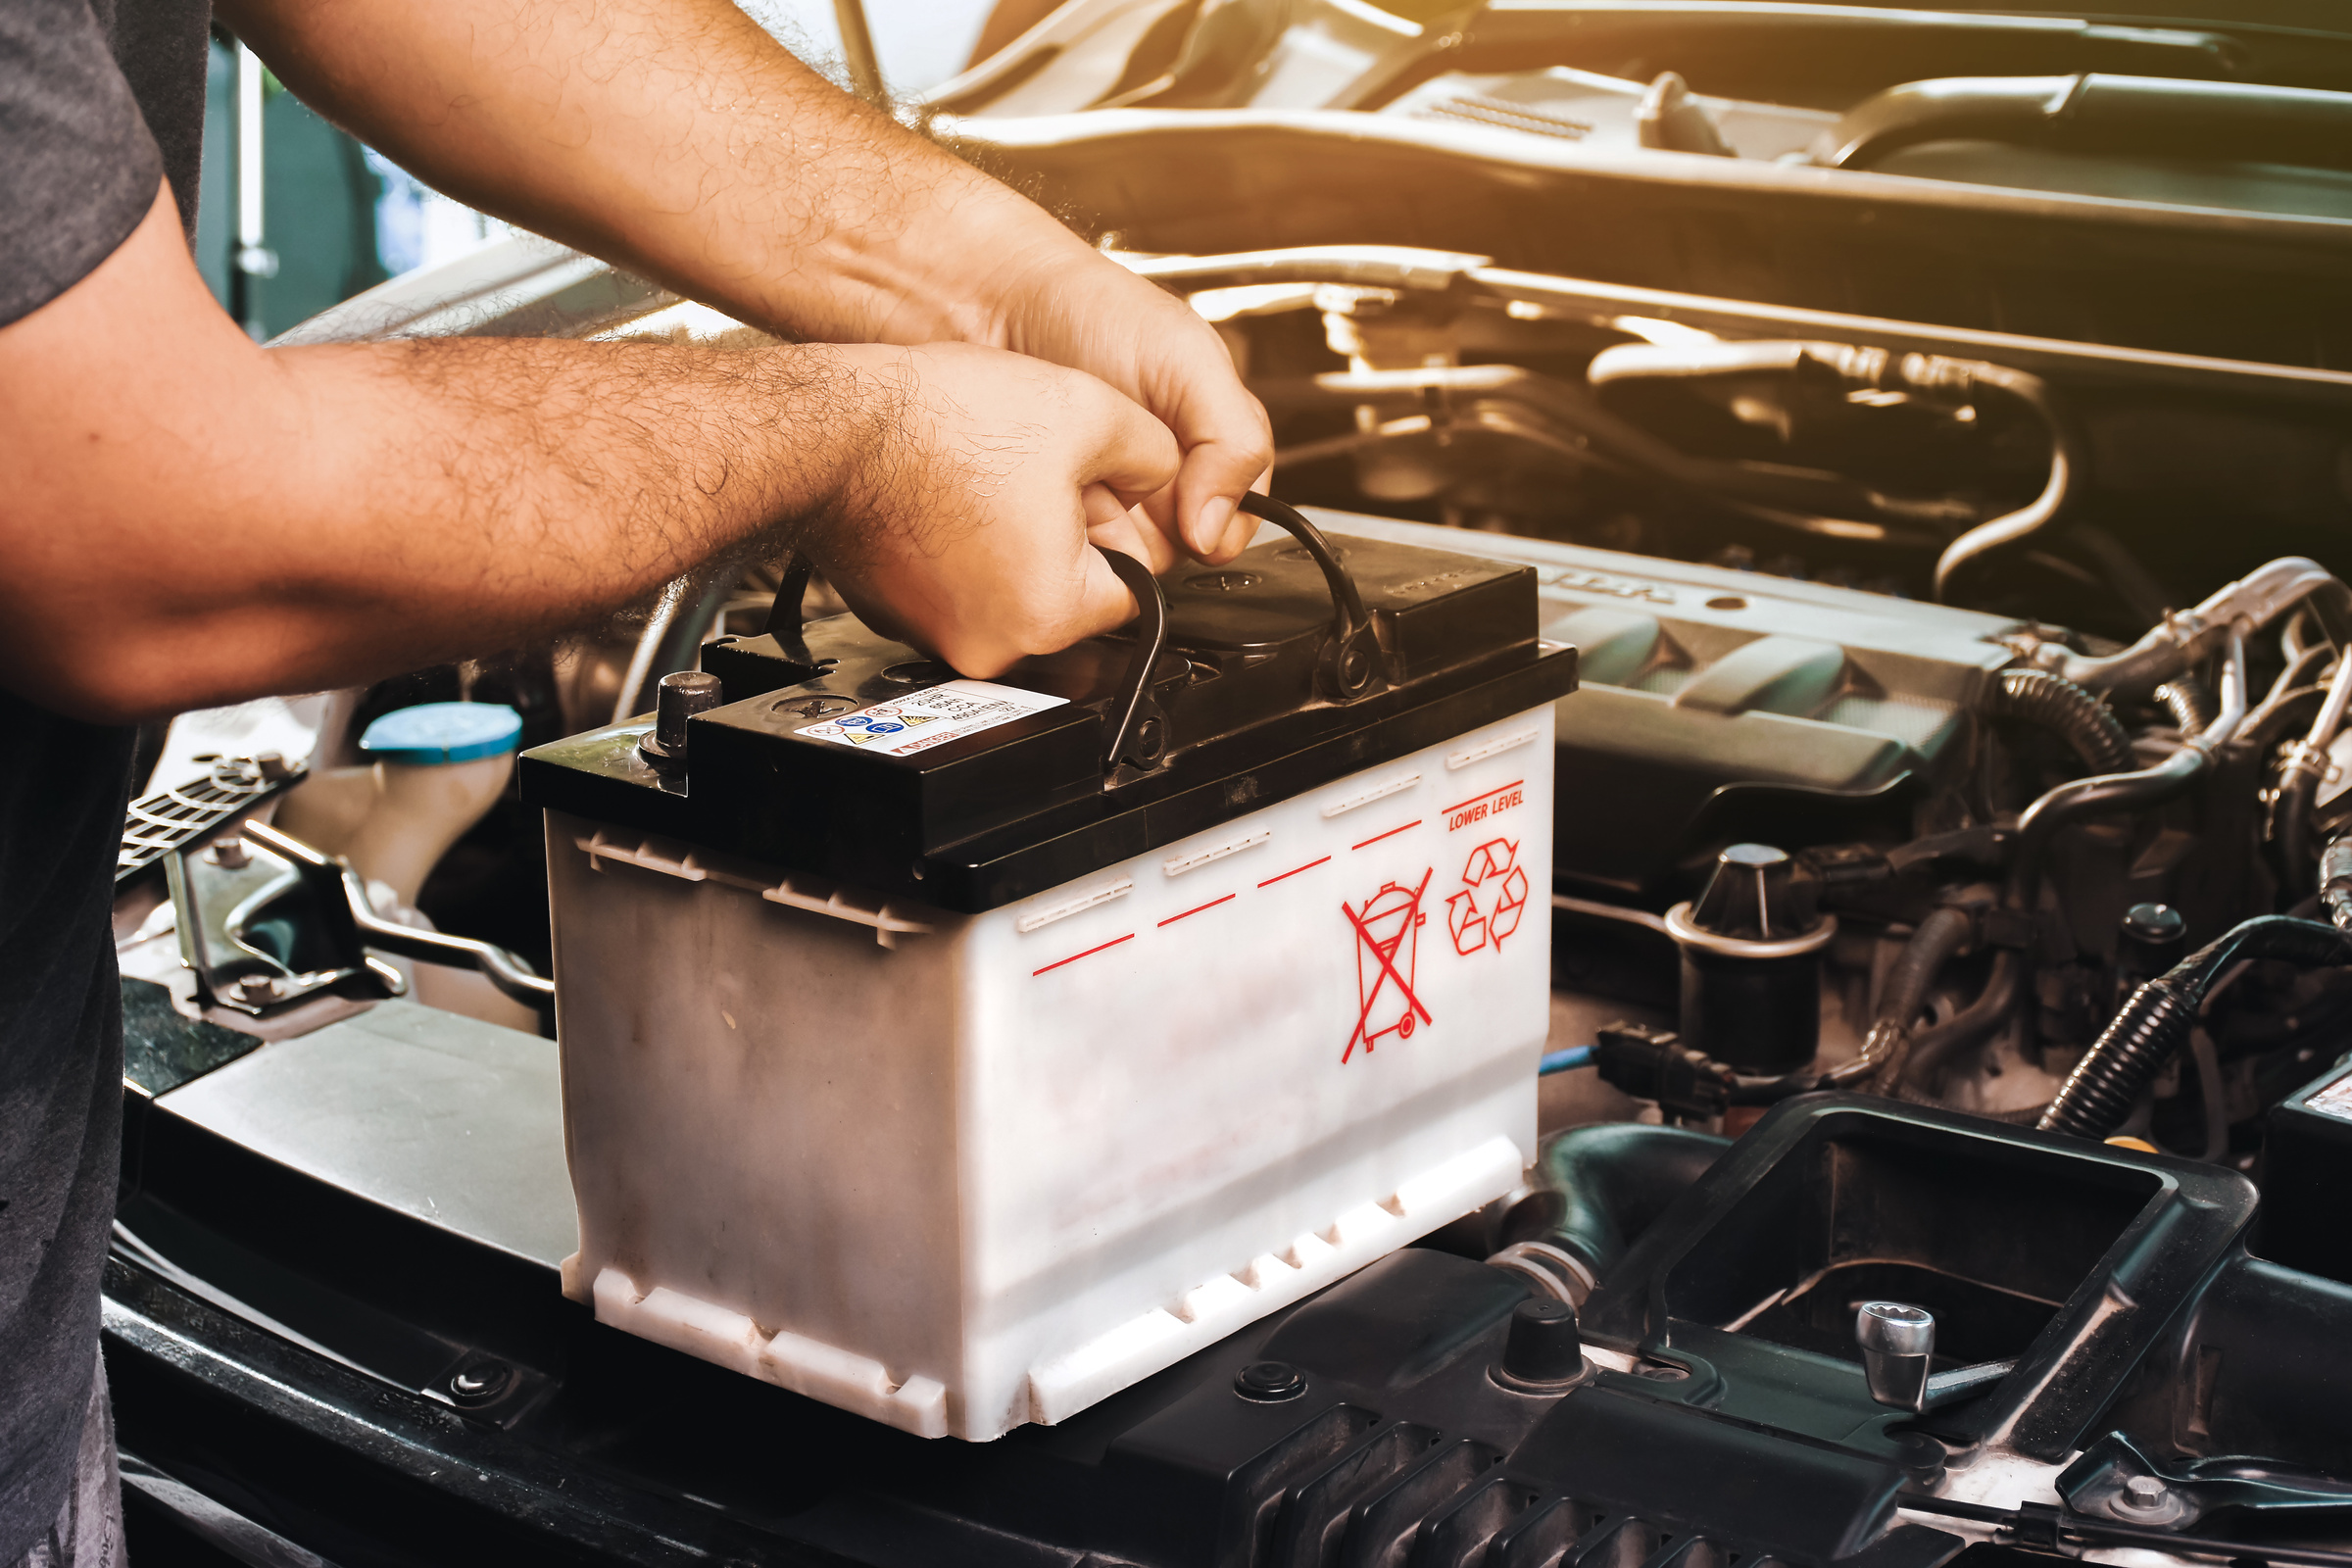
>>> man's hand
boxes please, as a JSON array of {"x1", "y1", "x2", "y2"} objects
[
  {"x1": 986, "y1": 248, "x2": 1273, "y2": 565},
  {"x1": 816, "y1": 344, "x2": 1181, "y2": 677},
  {"x1": 222, "y1": 0, "x2": 1273, "y2": 570}
]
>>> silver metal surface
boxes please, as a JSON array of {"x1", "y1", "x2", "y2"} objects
[
  {"x1": 1551, "y1": 893, "x2": 1672, "y2": 936},
  {"x1": 119, "y1": 753, "x2": 301, "y2": 884},
  {"x1": 1858, "y1": 1299, "x2": 1935, "y2": 1411},
  {"x1": 1923, "y1": 1355, "x2": 2020, "y2": 1409},
  {"x1": 1664, "y1": 900, "x2": 1838, "y2": 959},
  {"x1": 1857, "y1": 1299, "x2": 1936, "y2": 1355},
  {"x1": 1855, "y1": 1301, "x2": 2022, "y2": 1413},
  {"x1": 157, "y1": 1000, "x2": 576, "y2": 1270},
  {"x1": 166, "y1": 827, "x2": 397, "y2": 1019},
  {"x1": 1487, "y1": 1239, "x2": 1599, "y2": 1305}
]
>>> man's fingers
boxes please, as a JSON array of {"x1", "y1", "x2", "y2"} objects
[
  {"x1": 1072, "y1": 541, "x2": 1154, "y2": 644},
  {"x1": 1084, "y1": 390, "x2": 1182, "y2": 512},
  {"x1": 1084, "y1": 486, "x2": 1180, "y2": 575},
  {"x1": 1080, "y1": 479, "x2": 1136, "y2": 534},
  {"x1": 1101, "y1": 329, "x2": 1267, "y2": 563},
  {"x1": 993, "y1": 258, "x2": 1271, "y2": 564},
  {"x1": 1120, "y1": 298, "x2": 1270, "y2": 564},
  {"x1": 806, "y1": 340, "x2": 1238, "y2": 683},
  {"x1": 1086, "y1": 513, "x2": 1177, "y2": 576},
  {"x1": 1142, "y1": 342, "x2": 1271, "y2": 563},
  {"x1": 1174, "y1": 426, "x2": 1274, "y2": 564}
]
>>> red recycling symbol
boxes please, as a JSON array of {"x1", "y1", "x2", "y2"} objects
[
  {"x1": 1343, "y1": 868, "x2": 1434, "y2": 1062},
  {"x1": 1446, "y1": 838, "x2": 1529, "y2": 956}
]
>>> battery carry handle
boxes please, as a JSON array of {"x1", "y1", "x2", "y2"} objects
[
  {"x1": 1236, "y1": 492, "x2": 1386, "y2": 702},
  {"x1": 758, "y1": 495, "x2": 1381, "y2": 777},
  {"x1": 760, "y1": 553, "x2": 821, "y2": 664},
  {"x1": 1092, "y1": 495, "x2": 1386, "y2": 778},
  {"x1": 1095, "y1": 544, "x2": 1173, "y2": 774}
]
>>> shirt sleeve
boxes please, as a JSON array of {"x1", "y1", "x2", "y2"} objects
[{"x1": 0, "y1": 0, "x2": 168, "y2": 327}]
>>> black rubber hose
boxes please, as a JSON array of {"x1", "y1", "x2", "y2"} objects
[
  {"x1": 1985, "y1": 667, "x2": 2134, "y2": 776},
  {"x1": 2037, "y1": 981, "x2": 2202, "y2": 1140},
  {"x1": 1929, "y1": 361, "x2": 2079, "y2": 603},
  {"x1": 1881, "y1": 908, "x2": 1975, "y2": 1031},
  {"x1": 1532, "y1": 1122, "x2": 1730, "y2": 1282},
  {"x1": 2039, "y1": 915, "x2": 2349, "y2": 1139},
  {"x1": 2005, "y1": 747, "x2": 2209, "y2": 911},
  {"x1": 1742, "y1": 911, "x2": 1984, "y2": 1101},
  {"x1": 1824, "y1": 74, "x2": 2352, "y2": 179},
  {"x1": 2277, "y1": 771, "x2": 2321, "y2": 890},
  {"x1": 1256, "y1": 365, "x2": 1954, "y2": 546},
  {"x1": 1897, "y1": 949, "x2": 2023, "y2": 1096},
  {"x1": 1846, "y1": 907, "x2": 1974, "y2": 1092},
  {"x1": 2011, "y1": 628, "x2": 2243, "y2": 911}
]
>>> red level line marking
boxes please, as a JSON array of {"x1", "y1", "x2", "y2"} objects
[
  {"x1": 1032, "y1": 933, "x2": 1134, "y2": 977},
  {"x1": 1258, "y1": 856, "x2": 1332, "y2": 889},
  {"x1": 1351, "y1": 819, "x2": 1422, "y2": 851},
  {"x1": 1158, "y1": 894, "x2": 1236, "y2": 927},
  {"x1": 1441, "y1": 778, "x2": 1524, "y2": 816}
]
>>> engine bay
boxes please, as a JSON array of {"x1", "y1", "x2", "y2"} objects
[{"x1": 102, "y1": 0, "x2": 2352, "y2": 1553}]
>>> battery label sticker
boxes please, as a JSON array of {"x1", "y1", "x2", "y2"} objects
[
  {"x1": 795, "y1": 680, "x2": 1067, "y2": 758},
  {"x1": 2308, "y1": 1070, "x2": 2352, "y2": 1123}
]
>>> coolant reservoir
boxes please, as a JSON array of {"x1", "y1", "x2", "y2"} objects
[
  {"x1": 276, "y1": 702, "x2": 523, "y2": 906},
  {"x1": 520, "y1": 517, "x2": 1576, "y2": 1440}
]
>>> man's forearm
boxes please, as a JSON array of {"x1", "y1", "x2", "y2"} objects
[
  {"x1": 218, "y1": 0, "x2": 1080, "y2": 348},
  {"x1": 0, "y1": 189, "x2": 1180, "y2": 722},
  {"x1": 216, "y1": 0, "x2": 1273, "y2": 563},
  {"x1": 185, "y1": 340, "x2": 873, "y2": 678},
  {"x1": 0, "y1": 194, "x2": 884, "y2": 720}
]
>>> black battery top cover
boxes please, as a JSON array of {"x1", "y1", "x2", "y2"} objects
[{"x1": 520, "y1": 497, "x2": 1577, "y2": 912}]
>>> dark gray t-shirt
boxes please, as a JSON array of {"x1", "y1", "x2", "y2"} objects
[{"x1": 1, "y1": 0, "x2": 210, "y2": 1553}]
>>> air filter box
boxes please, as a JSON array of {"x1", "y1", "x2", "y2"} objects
[{"x1": 519, "y1": 514, "x2": 1576, "y2": 1440}]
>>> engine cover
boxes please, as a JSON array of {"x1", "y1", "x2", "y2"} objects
[{"x1": 1300, "y1": 512, "x2": 2019, "y2": 900}]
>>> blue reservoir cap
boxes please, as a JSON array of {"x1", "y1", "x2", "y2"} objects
[{"x1": 359, "y1": 703, "x2": 524, "y2": 766}]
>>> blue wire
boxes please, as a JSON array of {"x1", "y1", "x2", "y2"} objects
[{"x1": 1539, "y1": 1045, "x2": 1596, "y2": 1076}]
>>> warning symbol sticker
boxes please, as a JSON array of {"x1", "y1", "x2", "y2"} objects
[
  {"x1": 1343, "y1": 869, "x2": 1434, "y2": 1062},
  {"x1": 1445, "y1": 838, "x2": 1528, "y2": 956}
]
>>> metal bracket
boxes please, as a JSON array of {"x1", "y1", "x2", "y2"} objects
[
  {"x1": 168, "y1": 821, "x2": 401, "y2": 1020},
  {"x1": 2059, "y1": 1430, "x2": 2352, "y2": 1531},
  {"x1": 169, "y1": 819, "x2": 556, "y2": 1025}
]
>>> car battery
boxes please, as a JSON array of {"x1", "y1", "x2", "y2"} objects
[
  {"x1": 519, "y1": 498, "x2": 1577, "y2": 1440},
  {"x1": 2256, "y1": 1055, "x2": 2352, "y2": 1286}
]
